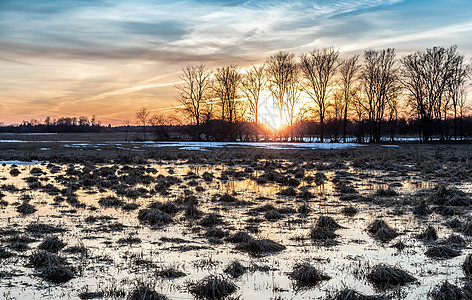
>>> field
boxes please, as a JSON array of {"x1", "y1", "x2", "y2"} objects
[{"x1": 0, "y1": 133, "x2": 471, "y2": 299}]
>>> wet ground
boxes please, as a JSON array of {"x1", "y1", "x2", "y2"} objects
[{"x1": 0, "y1": 139, "x2": 471, "y2": 300}]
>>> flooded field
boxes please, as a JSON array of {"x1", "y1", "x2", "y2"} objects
[{"x1": 0, "y1": 137, "x2": 471, "y2": 299}]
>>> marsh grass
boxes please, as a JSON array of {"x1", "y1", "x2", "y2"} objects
[
  {"x1": 189, "y1": 275, "x2": 237, "y2": 299},
  {"x1": 237, "y1": 238, "x2": 285, "y2": 256},
  {"x1": 289, "y1": 263, "x2": 330, "y2": 288},
  {"x1": 425, "y1": 245, "x2": 461, "y2": 259},
  {"x1": 429, "y1": 281, "x2": 466, "y2": 300},
  {"x1": 367, "y1": 264, "x2": 416, "y2": 289}
]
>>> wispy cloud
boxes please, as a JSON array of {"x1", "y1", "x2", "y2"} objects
[{"x1": 0, "y1": 0, "x2": 471, "y2": 124}]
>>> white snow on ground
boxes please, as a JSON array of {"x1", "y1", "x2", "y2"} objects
[
  {"x1": 0, "y1": 160, "x2": 44, "y2": 165},
  {"x1": 144, "y1": 141, "x2": 366, "y2": 151}
]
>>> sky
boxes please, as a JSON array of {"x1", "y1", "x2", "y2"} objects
[{"x1": 1, "y1": 0, "x2": 471, "y2": 125}]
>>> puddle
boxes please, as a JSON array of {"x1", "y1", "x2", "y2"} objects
[{"x1": 0, "y1": 158, "x2": 470, "y2": 299}]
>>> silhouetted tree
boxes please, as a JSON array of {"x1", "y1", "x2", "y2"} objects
[
  {"x1": 339, "y1": 54, "x2": 360, "y2": 142},
  {"x1": 401, "y1": 46, "x2": 464, "y2": 141},
  {"x1": 300, "y1": 48, "x2": 339, "y2": 142},
  {"x1": 136, "y1": 107, "x2": 151, "y2": 141},
  {"x1": 213, "y1": 65, "x2": 242, "y2": 123},
  {"x1": 175, "y1": 64, "x2": 212, "y2": 140},
  {"x1": 241, "y1": 64, "x2": 265, "y2": 124},
  {"x1": 266, "y1": 51, "x2": 298, "y2": 130},
  {"x1": 361, "y1": 48, "x2": 398, "y2": 143}
]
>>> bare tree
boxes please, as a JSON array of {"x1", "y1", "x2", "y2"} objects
[
  {"x1": 361, "y1": 48, "x2": 398, "y2": 143},
  {"x1": 241, "y1": 64, "x2": 265, "y2": 124},
  {"x1": 300, "y1": 48, "x2": 339, "y2": 142},
  {"x1": 386, "y1": 82, "x2": 402, "y2": 141},
  {"x1": 448, "y1": 55, "x2": 469, "y2": 140},
  {"x1": 266, "y1": 51, "x2": 298, "y2": 129},
  {"x1": 136, "y1": 106, "x2": 151, "y2": 141},
  {"x1": 351, "y1": 88, "x2": 368, "y2": 142},
  {"x1": 175, "y1": 64, "x2": 212, "y2": 140},
  {"x1": 285, "y1": 69, "x2": 303, "y2": 129},
  {"x1": 149, "y1": 114, "x2": 165, "y2": 126},
  {"x1": 213, "y1": 65, "x2": 242, "y2": 123},
  {"x1": 339, "y1": 55, "x2": 360, "y2": 142},
  {"x1": 458, "y1": 86, "x2": 468, "y2": 139},
  {"x1": 401, "y1": 46, "x2": 464, "y2": 141}
]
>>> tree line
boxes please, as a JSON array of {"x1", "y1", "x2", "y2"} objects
[
  {"x1": 0, "y1": 115, "x2": 103, "y2": 133},
  {"x1": 171, "y1": 46, "x2": 470, "y2": 142}
]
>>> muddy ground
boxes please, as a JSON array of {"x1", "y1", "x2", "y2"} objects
[{"x1": 0, "y1": 133, "x2": 471, "y2": 299}]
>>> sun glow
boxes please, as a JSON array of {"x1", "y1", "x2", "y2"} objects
[
  {"x1": 257, "y1": 93, "x2": 285, "y2": 132},
  {"x1": 256, "y1": 93, "x2": 309, "y2": 132}
]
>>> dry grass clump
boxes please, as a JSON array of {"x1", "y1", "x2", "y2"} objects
[
  {"x1": 29, "y1": 250, "x2": 63, "y2": 268},
  {"x1": 217, "y1": 193, "x2": 238, "y2": 203},
  {"x1": 224, "y1": 260, "x2": 247, "y2": 278},
  {"x1": 315, "y1": 216, "x2": 342, "y2": 230},
  {"x1": 202, "y1": 171, "x2": 213, "y2": 182},
  {"x1": 278, "y1": 187, "x2": 297, "y2": 196},
  {"x1": 445, "y1": 218, "x2": 463, "y2": 229},
  {"x1": 429, "y1": 185, "x2": 471, "y2": 206},
  {"x1": 63, "y1": 244, "x2": 88, "y2": 256},
  {"x1": 26, "y1": 222, "x2": 66, "y2": 236},
  {"x1": 41, "y1": 265, "x2": 75, "y2": 283},
  {"x1": 460, "y1": 221, "x2": 472, "y2": 236},
  {"x1": 310, "y1": 227, "x2": 338, "y2": 240},
  {"x1": 325, "y1": 288, "x2": 387, "y2": 300},
  {"x1": 336, "y1": 182, "x2": 357, "y2": 194},
  {"x1": 433, "y1": 206, "x2": 457, "y2": 217},
  {"x1": 297, "y1": 189, "x2": 314, "y2": 199},
  {"x1": 417, "y1": 226, "x2": 438, "y2": 242},
  {"x1": 29, "y1": 250, "x2": 74, "y2": 283},
  {"x1": 289, "y1": 263, "x2": 330, "y2": 288},
  {"x1": 425, "y1": 245, "x2": 461, "y2": 259},
  {"x1": 413, "y1": 202, "x2": 432, "y2": 216},
  {"x1": 98, "y1": 196, "x2": 124, "y2": 208},
  {"x1": 342, "y1": 206, "x2": 358, "y2": 217},
  {"x1": 7, "y1": 234, "x2": 34, "y2": 251},
  {"x1": 17, "y1": 202, "x2": 37, "y2": 215},
  {"x1": 189, "y1": 275, "x2": 237, "y2": 299},
  {"x1": 128, "y1": 286, "x2": 168, "y2": 300},
  {"x1": 367, "y1": 264, "x2": 416, "y2": 288},
  {"x1": 117, "y1": 235, "x2": 142, "y2": 244},
  {"x1": 199, "y1": 213, "x2": 224, "y2": 227},
  {"x1": 429, "y1": 281, "x2": 466, "y2": 300},
  {"x1": 237, "y1": 238, "x2": 285, "y2": 256},
  {"x1": 149, "y1": 201, "x2": 179, "y2": 216},
  {"x1": 265, "y1": 209, "x2": 283, "y2": 221},
  {"x1": 9, "y1": 168, "x2": 21, "y2": 176},
  {"x1": 138, "y1": 209, "x2": 172, "y2": 227},
  {"x1": 122, "y1": 203, "x2": 140, "y2": 211},
  {"x1": 38, "y1": 236, "x2": 66, "y2": 253},
  {"x1": 375, "y1": 188, "x2": 398, "y2": 197},
  {"x1": 30, "y1": 167, "x2": 43, "y2": 175},
  {"x1": 185, "y1": 205, "x2": 203, "y2": 219},
  {"x1": 78, "y1": 291, "x2": 104, "y2": 299},
  {"x1": 367, "y1": 220, "x2": 398, "y2": 242},
  {"x1": 226, "y1": 231, "x2": 253, "y2": 244},
  {"x1": 156, "y1": 268, "x2": 186, "y2": 279},
  {"x1": 391, "y1": 240, "x2": 407, "y2": 251},
  {"x1": 298, "y1": 204, "x2": 311, "y2": 214},
  {"x1": 205, "y1": 228, "x2": 228, "y2": 239},
  {"x1": 310, "y1": 216, "x2": 342, "y2": 241},
  {"x1": 443, "y1": 234, "x2": 466, "y2": 247},
  {"x1": 462, "y1": 254, "x2": 472, "y2": 276}
]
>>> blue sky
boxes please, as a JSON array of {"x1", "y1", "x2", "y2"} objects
[{"x1": 0, "y1": 0, "x2": 471, "y2": 124}]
